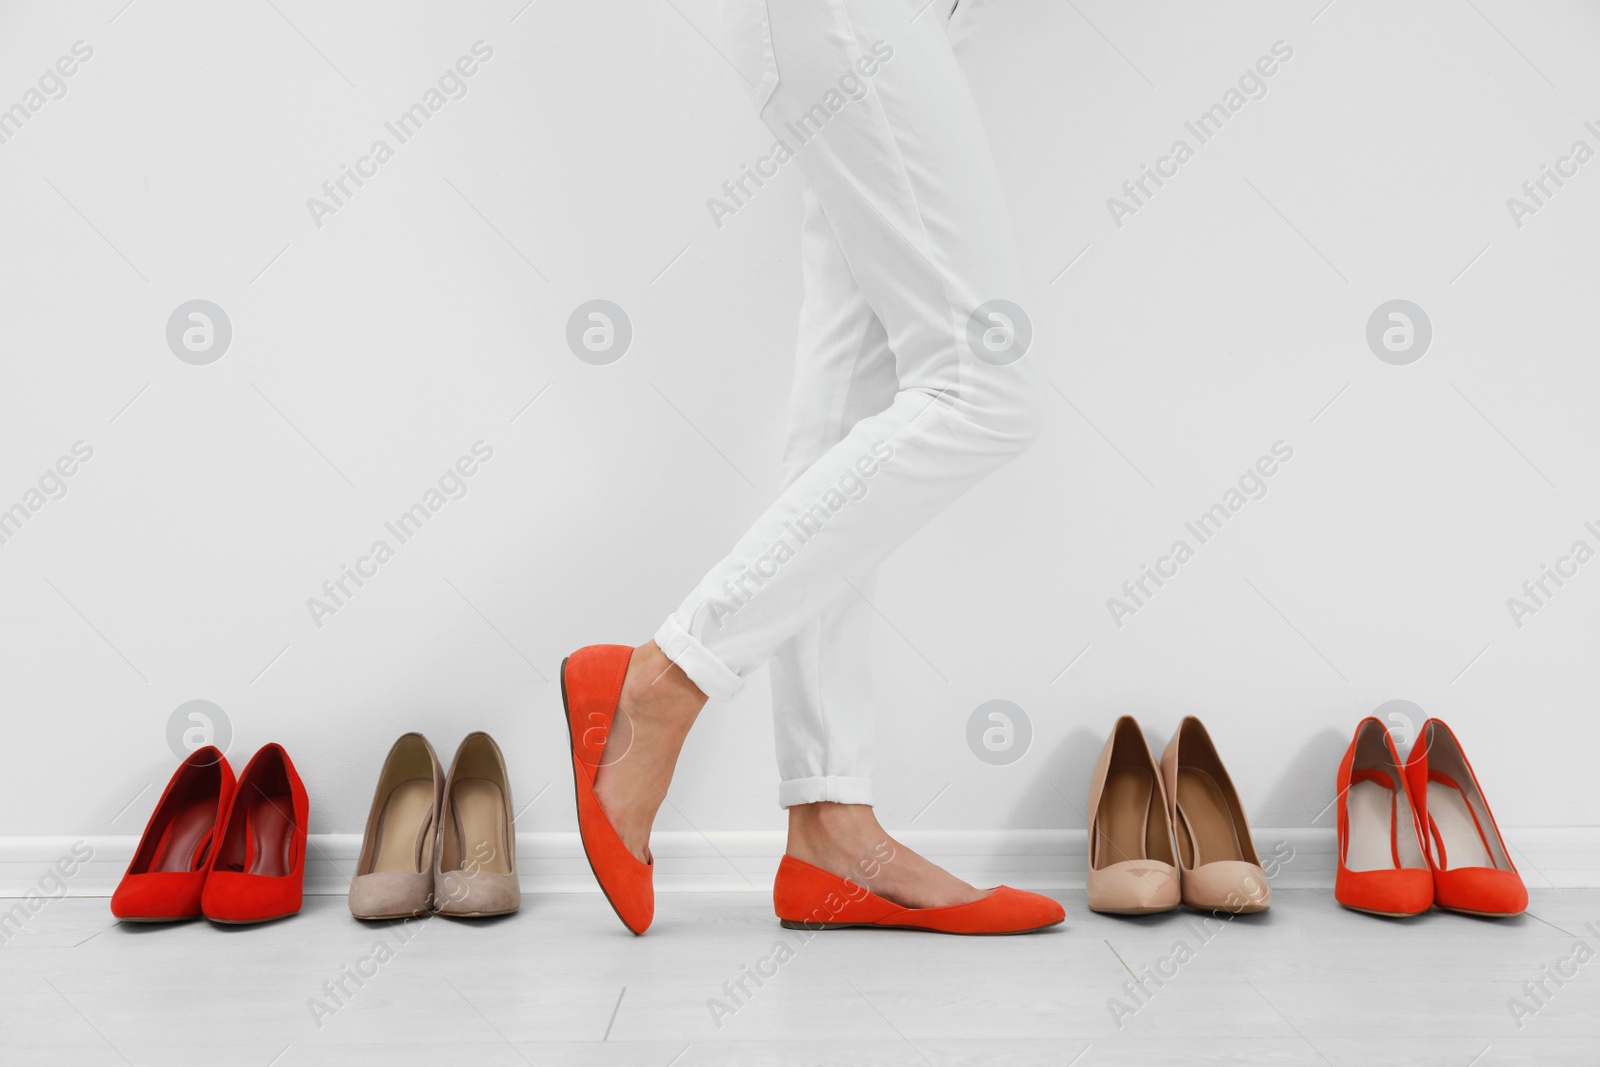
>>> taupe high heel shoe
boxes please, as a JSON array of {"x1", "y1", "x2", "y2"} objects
[
  {"x1": 349, "y1": 733, "x2": 444, "y2": 920},
  {"x1": 434, "y1": 732, "x2": 521, "y2": 917},
  {"x1": 1161, "y1": 716, "x2": 1271, "y2": 913},
  {"x1": 1086, "y1": 717, "x2": 1181, "y2": 914}
]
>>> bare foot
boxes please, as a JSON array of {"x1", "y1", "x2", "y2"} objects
[
  {"x1": 591, "y1": 641, "x2": 706, "y2": 862},
  {"x1": 786, "y1": 802, "x2": 988, "y2": 910}
]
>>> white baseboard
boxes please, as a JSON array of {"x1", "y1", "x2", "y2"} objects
[{"x1": 3, "y1": 828, "x2": 1598, "y2": 898}]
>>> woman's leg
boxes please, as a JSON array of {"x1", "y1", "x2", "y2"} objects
[
  {"x1": 768, "y1": 189, "x2": 998, "y2": 908},
  {"x1": 769, "y1": 186, "x2": 895, "y2": 812},
  {"x1": 598, "y1": 0, "x2": 1040, "y2": 901},
  {"x1": 657, "y1": 0, "x2": 1040, "y2": 700}
]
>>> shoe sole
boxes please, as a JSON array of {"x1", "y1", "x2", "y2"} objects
[
  {"x1": 1436, "y1": 905, "x2": 1524, "y2": 918},
  {"x1": 779, "y1": 917, "x2": 1065, "y2": 936},
  {"x1": 113, "y1": 915, "x2": 196, "y2": 923},
  {"x1": 436, "y1": 908, "x2": 520, "y2": 918},
  {"x1": 206, "y1": 910, "x2": 302, "y2": 925},
  {"x1": 1337, "y1": 903, "x2": 1428, "y2": 918},
  {"x1": 1183, "y1": 903, "x2": 1270, "y2": 915},
  {"x1": 1088, "y1": 905, "x2": 1180, "y2": 915},
  {"x1": 560, "y1": 655, "x2": 646, "y2": 936}
]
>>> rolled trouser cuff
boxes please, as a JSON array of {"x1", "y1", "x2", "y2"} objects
[
  {"x1": 653, "y1": 614, "x2": 745, "y2": 701},
  {"x1": 777, "y1": 775, "x2": 875, "y2": 808}
]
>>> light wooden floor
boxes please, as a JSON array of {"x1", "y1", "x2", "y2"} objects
[{"x1": 2, "y1": 889, "x2": 1597, "y2": 1066}]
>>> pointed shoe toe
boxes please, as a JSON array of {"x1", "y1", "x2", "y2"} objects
[
  {"x1": 201, "y1": 869, "x2": 303, "y2": 924},
  {"x1": 1181, "y1": 861, "x2": 1272, "y2": 914},
  {"x1": 111, "y1": 872, "x2": 207, "y2": 922},
  {"x1": 975, "y1": 886, "x2": 1067, "y2": 932},
  {"x1": 561, "y1": 646, "x2": 654, "y2": 935},
  {"x1": 1434, "y1": 867, "x2": 1528, "y2": 918},
  {"x1": 434, "y1": 869, "x2": 522, "y2": 918},
  {"x1": 1087, "y1": 859, "x2": 1182, "y2": 915},
  {"x1": 884, "y1": 886, "x2": 1065, "y2": 935},
  {"x1": 349, "y1": 871, "x2": 434, "y2": 920},
  {"x1": 1335, "y1": 867, "x2": 1434, "y2": 917}
]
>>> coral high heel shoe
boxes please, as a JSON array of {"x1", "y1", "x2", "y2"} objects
[
  {"x1": 773, "y1": 856, "x2": 1064, "y2": 934},
  {"x1": 200, "y1": 743, "x2": 308, "y2": 924},
  {"x1": 1160, "y1": 716, "x2": 1271, "y2": 913},
  {"x1": 560, "y1": 645, "x2": 653, "y2": 934},
  {"x1": 1086, "y1": 717, "x2": 1181, "y2": 914},
  {"x1": 1334, "y1": 718, "x2": 1432, "y2": 917},
  {"x1": 111, "y1": 746, "x2": 235, "y2": 921},
  {"x1": 1404, "y1": 719, "x2": 1527, "y2": 917}
]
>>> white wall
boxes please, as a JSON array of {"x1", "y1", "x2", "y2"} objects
[{"x1": 2, "y1": 0, "x2": 1598, "y2": 860}]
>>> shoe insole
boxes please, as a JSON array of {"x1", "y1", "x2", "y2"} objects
[
  {"x1": 372, "y1": 779, "x2": 435, "y2": 874},
  {"x1": 1346, "y1": 780, "x2": 1402, "y2": 872},
  {"x1": 1427, "y1": 780, "x2": 1495, "y2": 870},
  {"x1": 1095, "y1": 767, "x2": 1152, "y2": 869},
  {"x1": 151, "y1": 799, "x2": 216, "y2": 873},
  {"x1": 450, "y1": 778, "x2": 511, "y2": 874},
  {"x1": 247, "y1": 797, "x2": 295, "y2": 877},
  {"x1": 1175, "y1": 767, "x2": 1245, "y2": 868}
]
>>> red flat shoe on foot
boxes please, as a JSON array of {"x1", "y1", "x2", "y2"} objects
[
  {"x1": 200, "y1": 743, "x2": 308, "y2": 924},
  {"x1": 111, "y1": 746, "x2": 235, "y2": 921},
  {"x1": 773, "y1": 856, "x2": 1065, "y2": 935},
  {"x1": 561, "y1": 645, "x2": 653, "y2": 934}
]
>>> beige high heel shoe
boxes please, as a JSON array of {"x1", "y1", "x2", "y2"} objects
[
  {"x1": 434, "y1": 732, "x2": 521, "y2": 917},
  {"x1": 1161, "y1": 716, "x2": 1271, "y2": 913},
  {"x1": 349, "y1": 733, "x2": 443, "y2": 920},
  {"x1": 1086, "y1": 717, "x2": 1181, "y2": 914}
]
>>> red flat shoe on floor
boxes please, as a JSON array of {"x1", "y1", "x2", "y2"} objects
[
  {"x1": 200, "y1": 743, "x2": 308, "y2": 924},
  {"x1": 1404, "y1": 719, "x2": 1527, "y2": 917},
  {"x1": 561, "y1": 645, "x2": 653, "y2": 935},
  {"x1": 1334, "y1": 718, "x2": 1433, "y2": 917},
  {"x1": 111, "y1": 746, "x2": 235, "y2": 921},
  {"x1": 773, "y1": 855, "x2": 1065, "y2": 935}
]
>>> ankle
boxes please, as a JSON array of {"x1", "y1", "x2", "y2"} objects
[
  {"x1": 620, "y1": 641, "x2": 706, "y2": 726},
  {"x1": 787, "y1": 804, "x2": 891, "y2": 864},
  {"x1": 785, "y1": 806, "x2": 986, "y2": 909}
]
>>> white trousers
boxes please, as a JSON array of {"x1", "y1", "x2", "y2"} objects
[{"x1": 656, "y1": 0, "x2": 1040, "y2": 807}]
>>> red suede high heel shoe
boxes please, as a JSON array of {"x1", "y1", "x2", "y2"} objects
[
  {"x1": 111, "y1": 746, "x2": 235, "y2": 921},
  {"x1": 200, "y1": 743, "x2": 308, "y2": 924},
  {"x1": 773, "y1": 855, "x2": 1064, "y2": 934},
  {"x1": 1404, "y1": 719, "x2": 1527, "y2": 917},
  {"x1": 561, "y1": 645, "x2": 654, "y2": 934},
  {"x1": 1334, "y1": 718, "x2": 1432, "y2": 917}
]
